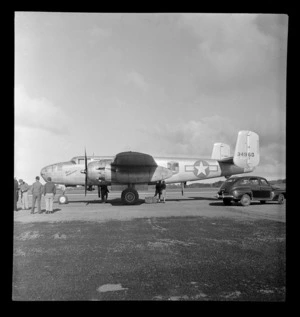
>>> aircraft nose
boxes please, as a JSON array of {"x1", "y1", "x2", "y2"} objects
[{"x1": 40, "y1": 167, "x2": 47, "y2": 181}]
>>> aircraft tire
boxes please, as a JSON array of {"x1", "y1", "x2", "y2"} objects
[
  {"x1": 58, "y1": 195, "x2": 69, "y2": 204},
  {"x1": 121, "y1": 188, "x2": 139, "y2": 205},
  {"x1": 240, "y1": 194, "x2": 251, "y2": 206},
  {"x1": 278, "y1": 194, "x2": 285, "y2": 205}
]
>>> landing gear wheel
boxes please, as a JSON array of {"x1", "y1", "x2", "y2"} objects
[
  {"x1": 223, "y1": 198, "x2": 232, "y2": 206},
  {"x1": 58, "y1": 195, "x2": 68, "y2": 204},
  {"x1": 240, "y1": 194, "x2": 251, "y2": 206},
  {"x1": 278, "y1": 194, "x2": 284, "y2": 205},
  {"x1": 121, "y1": 188, "x2": 139, "y2": 205}
]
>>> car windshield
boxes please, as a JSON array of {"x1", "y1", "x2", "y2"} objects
[
  {"x1": 219, "y1": 178, "x2": 238, "y2": 189},
  {"x1": 224, "y1": 178, "x2": 237, "y2": 183}
]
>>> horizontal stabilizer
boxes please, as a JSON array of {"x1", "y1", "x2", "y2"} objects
[
  {"x1": 218, "y1": 157, "x2": 234, "y2": 164},
  {"x1": 233, "y1": 131, "x2": 260, "y2": 169},
  {"x1": 211, "y1": 143, "x2": 231, "y2": 160}
]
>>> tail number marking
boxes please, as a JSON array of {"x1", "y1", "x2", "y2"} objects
[{"x1": 237, "y1": 152, "x2": 255, "y2": 157}]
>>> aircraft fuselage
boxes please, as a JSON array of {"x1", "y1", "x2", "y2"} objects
[{"x1": 40, "y1": 156, "x2": 253, "y2": 186}]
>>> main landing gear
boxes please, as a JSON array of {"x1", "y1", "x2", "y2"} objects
[{"x1": 121, "y1": 187, "x2": 139, "y2": 205}]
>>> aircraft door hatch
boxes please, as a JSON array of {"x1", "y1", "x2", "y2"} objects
[{"x1": 167, "y1": 161, "x2": 179, "y2": 174}]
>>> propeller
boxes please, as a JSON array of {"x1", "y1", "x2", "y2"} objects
[
  {"x1": 181, "y1": 181, "x2": 186, "y2": 196},
  {"x1": 84, "y1": 148, "x2": 88, "y2": 196}
]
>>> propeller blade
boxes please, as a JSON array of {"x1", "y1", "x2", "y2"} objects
[
  {"x1": 181, "y1": 182, "x2": 186, "y2": 196},
  {"x1": 85, "y1": 148, "x2": 88, "y2": 196}
]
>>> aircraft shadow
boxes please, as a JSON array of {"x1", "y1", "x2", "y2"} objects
[
  {"x1": 70, "y1": 199, "x2": 145, "y2": 206},
  {"x1": 67, "y1": 196, "x2": 218, "y2": 206}
]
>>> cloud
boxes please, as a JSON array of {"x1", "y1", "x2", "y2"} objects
[
  {"x1": 254, "y1": 14, "x2": 288, "y2": 41},
  {"x1": 15, "y1": 85, "x2": 69, "y2": 135},
  {"x1": 178, "y1": 14, "x2": 287, "y2": 92},
  {"x1": 14, "y1": 125, "x2": 72, "y2": 183},
  {"x1": 88, "y1": 26, "x2": 112, "y2": 46},
  {"x1": 141, "y1": 116, "x2": 237, "y2": 157},
  {"x1": 125, "y1": 71, "x2": 149, "y2": 91}
]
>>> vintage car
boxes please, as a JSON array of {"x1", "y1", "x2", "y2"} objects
[{"x1": 216, "y1": 176, "x2": 286, "y2": 206}]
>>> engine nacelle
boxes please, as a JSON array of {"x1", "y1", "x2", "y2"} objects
[
  {"x1": 111, "y1": 166, "x2": 172, "y2": 184},
  {"x1": 87, "y1": 160, "x2": 172, "y2": 184},
  {"x1": 87, "y1": 160, "x2": 112, "y2": 182}
]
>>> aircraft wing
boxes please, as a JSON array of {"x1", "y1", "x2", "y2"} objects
[{"x1": 107, "y1": 151, "x2": 173, "y2": 183}]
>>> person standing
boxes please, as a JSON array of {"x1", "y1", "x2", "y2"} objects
[
  {"x1": 154, "y1": 181, "x2": 162, "y2": 202},
  {"x1": 44, "y1": 177, "x2": 56, "y2": 214},
  {"x1": 19, "y1": 179, "x2": 30, "y2": 210},
  {"x1": 31, "y1": 176, "x2": 43, "y2": 214},
  {"x1": 14, "y1": 177, "x2": 19, "y2": 211},
  {"x1": 161, "y1": 180, "x2": 166, "y2": 203},
  {"x1": 100, "y1": 184, "x2": 109, "y2": 203}
]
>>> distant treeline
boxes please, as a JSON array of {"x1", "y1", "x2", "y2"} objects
[{"x1": 166, "y1": 179, "x2": 286, "y2": 189}]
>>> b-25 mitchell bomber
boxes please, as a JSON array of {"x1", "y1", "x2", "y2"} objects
[{"x1": 40, "y1": 130, "x2": 260, "y2": 205}]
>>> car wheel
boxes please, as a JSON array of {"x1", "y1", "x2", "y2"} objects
[
  {"x1": 58, "y1": 195, "x2": 68, "y2": 204},
  {"x1": 260, "y1": 200, "x2": 266, "y2": 204},
  {"x1": 240, "y1": 194, "x2": 251, "y2": 206},
  {"x1": 223, "y1": 198, "x2": 232, "y2": 206},
  {"x1": 278, "y1": 194, "x2": 285, "y2": 205}
]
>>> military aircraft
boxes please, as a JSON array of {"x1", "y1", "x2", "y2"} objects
[{"x1": 40, "y1": 130, "x2": 260, "y2": 205}]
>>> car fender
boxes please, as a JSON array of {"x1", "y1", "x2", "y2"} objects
[
  {"x1": 230, "y1": 186, "x2": 253, "y2": 200},
  {"x1": 271, "y1": 190, "x2": 286, "y2": 201}
]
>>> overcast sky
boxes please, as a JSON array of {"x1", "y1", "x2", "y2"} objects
[{"x1": 15, "y1": 12, "x2": 287, "y2": 184}]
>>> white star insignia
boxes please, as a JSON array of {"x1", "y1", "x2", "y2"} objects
[{"x1": 195, "y1": 161, "x2": 208, "y2": 176}]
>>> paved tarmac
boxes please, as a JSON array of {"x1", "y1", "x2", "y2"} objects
[{"x1": 13, "y1": 189, "x2": 286, "y2": 301}]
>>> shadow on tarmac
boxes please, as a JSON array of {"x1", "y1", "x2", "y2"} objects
[
  {"x1": 67, "y1": 196, "x2": 218, "y2": 206},
  {"x1": 70, "y1": 198, "x2": 145, "y2": 206},
  {"x1": 39, "y1": 208, "x2": 62, "y2": 213},
  {"x1": 209, "y1": 201, "x2": 281, "y2": 207}
]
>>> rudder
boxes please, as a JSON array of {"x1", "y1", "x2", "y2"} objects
[
  {"x1": 211, "y1": 143, "x2": 231, "y2": 160},
  {"x1": 233, "y1": 131, "x2": 260, "y2": 169}
]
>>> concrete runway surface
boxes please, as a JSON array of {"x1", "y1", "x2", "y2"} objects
[{"x1": 13, "y1": 189, "x2": 286, "y2": 301}]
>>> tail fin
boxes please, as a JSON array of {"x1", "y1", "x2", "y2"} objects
[
  {"x1": 233, "y1": 131, "x2": 260, "y2": 169},
  {"x1": 211, "y1": 143, "x2": 230, "y2": 160}
]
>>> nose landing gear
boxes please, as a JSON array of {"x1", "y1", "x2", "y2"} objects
[{"x1": 58, "y1": 194, "x2": 69, "y2": 204}]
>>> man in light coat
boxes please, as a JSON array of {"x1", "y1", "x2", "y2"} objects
[{"x1": 19, "y1": 179, "x2": 30, "y2": 210}]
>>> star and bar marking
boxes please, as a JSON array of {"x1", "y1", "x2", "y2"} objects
[{"x1": 185, "y1": 160, "x2": 219, "y2": 178}]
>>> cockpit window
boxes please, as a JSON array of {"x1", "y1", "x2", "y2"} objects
[{"x1": 78, "y1": 158, "x2": 91, "y2": 165}]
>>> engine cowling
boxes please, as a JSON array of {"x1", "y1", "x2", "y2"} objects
[{"x1": 87, "y1": 160, "x2": 112, "y2": 182}]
